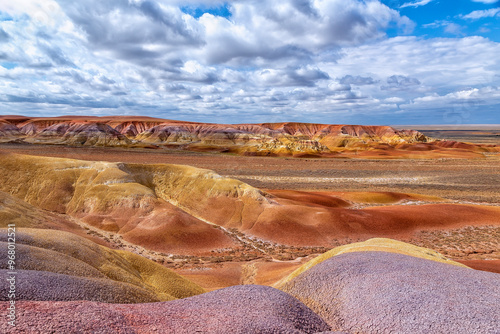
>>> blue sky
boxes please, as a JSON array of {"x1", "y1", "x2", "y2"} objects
[{"x1": 0, "y1": 0, "x2": 499, "y2": 125}]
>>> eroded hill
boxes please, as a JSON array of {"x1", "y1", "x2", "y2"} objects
[
  {"x1": 2, "y1": 239, "x2": 499, "y2": 333},
  {"x1": 0, "y1": 153, "x2": 498, "y2": 272},
  {"x1": 1, "y1": 115, "x2": 498, "y2": 158}
]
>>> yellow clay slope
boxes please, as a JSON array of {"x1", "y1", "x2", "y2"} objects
[{"x1": 6, "y1": 228, "x2": 205, "y2": 300}]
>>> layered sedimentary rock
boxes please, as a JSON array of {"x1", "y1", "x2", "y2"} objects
[
  {"x1": 0, "y1": 153, "x2": 239, "y2": 255},
  {"x1": 0, "y1": 153, "x2": 499, "y2": 252},
  {"x1": 0, "y1": 120, "x2": 23, "y2": 142},
  {"x1": 1, "y1": 115, "x2": 497, "y2": 157},
  {"x1": 25, "y1": 122, "x2": 134, "y2": 147}
]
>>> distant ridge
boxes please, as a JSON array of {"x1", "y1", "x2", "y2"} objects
[{"x1": 0, "y1": 115, "x2": 498, "y2": 158}]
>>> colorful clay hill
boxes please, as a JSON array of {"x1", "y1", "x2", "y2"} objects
[
  {"x1": 274, "y1": 238, "x2": 469, "y2": 287},
  {"x1": 0, "y1": 115, "x2": 498, "y2": 158},
  {"x1": 2, "y1": 239, "x2": 499, "y2": 333},
  {"x1": 0, "y1": 116, "x2": 498, "y2": 332},
  {"x1": 0, "y1": 153, "x2": 499, "y2": 256}
]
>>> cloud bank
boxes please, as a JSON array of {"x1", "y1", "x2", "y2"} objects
[{"x1": 0, "y1": 0, "x2": 499, "y2": 124}]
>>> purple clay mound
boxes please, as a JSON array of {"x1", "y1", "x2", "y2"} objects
[
  {"x1": 0, "y1": 269, "x2": 160, "y2": 303},
  {"x1": 280, "y1": 251, "x2": 500, "y2": 334},
  {"x1": 156, "y1": 284, "x2": 330, "y2": 333},
  {"x1": 1, "y1": 285, "x2": 330, "y2": 333}
]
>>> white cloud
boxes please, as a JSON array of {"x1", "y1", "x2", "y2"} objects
[
  {"x1": 423, "y1": 20, "x2": 464, "y2": 35},
  {"x1": 444, "y1": 23, "x2": 463, "y2": 35},
  {"x1": 385, "y1": 97, "x2": 405, "y2": 103},
  {"x1": 330, "y1": 36, "x2": 500, "y2": 89},
  {"x1": 408, "y1": 86, "x2": 500, "y2": 109},
  {"x1": 400, "y1": 0, "x2": 434, "y2": 9},
  {"x1": 195, "y1": 0, "x2": 413, "y2": 65},
  {"x1": 470, "y1": 0, "x2": 498, "y2": 4},
  {"x1": 0, "y1": 0, "x2": 61, "y2": 20},
  {"x1": 462, "y1": 8, "x2": 500, "y2": 20}
]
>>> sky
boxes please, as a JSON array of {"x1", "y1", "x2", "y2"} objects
[{"x1": 0, "y1": 0, "x2": 499, "y2": 125}]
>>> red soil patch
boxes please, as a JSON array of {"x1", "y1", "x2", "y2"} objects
[
  {"x1": 456, "y1": 260, "x2": 500, "y2": 274},
  {"x1": 268, "y1": 190, "x2": 351, "y2": 208},
  {"x1": 244, "y1": 203, "x2": 500, "y2": 246},
  {"x1": 254, "y1": 261, "x2": 304, "y2": 286},
  {"x1": 362, "y1": 204, "x2": 500, "y2": 232},
  {"x1": 84, "y1": 200, "x2": 239, "y2": 256}
]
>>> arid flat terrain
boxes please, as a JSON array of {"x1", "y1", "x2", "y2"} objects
[
  {"x1": 394, "y1": 124, "x2": 500, "y2": 145},
  {"x1": 418, "y1": 129, "x2": 500, "y2": 145},
  {"x1": 1, "y1": 143, "x2": 498, "y2": 203}
]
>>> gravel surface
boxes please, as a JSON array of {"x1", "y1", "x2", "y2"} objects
[
  {"x1": 1, "y1": 285, "x2": 330, "y2": 333},
  {"x1": 280, "y1": 252, "x2": 500, "y2": 334}
]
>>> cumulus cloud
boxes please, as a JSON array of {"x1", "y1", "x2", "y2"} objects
[
  {"x1": 404, "y1": 86, "x2": 500, "y2": 121},
  {"x1": 196, "y1": 0, "x2": 413, "y2": 66},
  {"x1": 56, "y1": 0, "x2": 203, "y2": 63},
  {"x1": 254, "y1": 67, "x2": 329, "y2": 87},
  {"x1": 385, "y1": 97, "x2": 405, "y2": 103},
  {"x1": 415, "y1": 86, "x2": 500, "y2": 103},
  {"x1": 333, "y1": 36, "x2": 500, "y2": 88}
]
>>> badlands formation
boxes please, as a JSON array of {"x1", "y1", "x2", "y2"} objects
[
  {"x1": 0, "y1": 116, "x2": 499, "y2": 333},
  {"x1": 1, "y1": 115, "x2": 498, "y2": 158}
]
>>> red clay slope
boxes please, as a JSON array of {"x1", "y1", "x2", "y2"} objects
[{"x1": 0, "y1": 153, "x2": 240, "y2": 255}]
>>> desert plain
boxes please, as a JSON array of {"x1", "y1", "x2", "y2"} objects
[{"x1": 0, "y1": 116, "x2": 499, "y2": 333}]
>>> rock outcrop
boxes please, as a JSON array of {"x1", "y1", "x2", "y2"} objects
[
  {"x1": 2, "y1": 115, "x2": 496, "y2": 157},
  {"x1": 0, "y1": 120, "x2": 23, "y2": 142}
]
